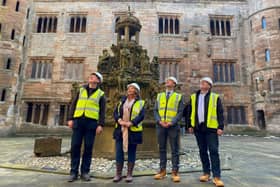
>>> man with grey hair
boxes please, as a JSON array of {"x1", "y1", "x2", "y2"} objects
[{"x1": 185, "y1": 77, "x2": 225, "y2": 187}]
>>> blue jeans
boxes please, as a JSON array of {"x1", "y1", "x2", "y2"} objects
[
  {"x1": 115, "y1": 139, "x2": 137, "y2": 163},
  {"x1": 70, "y1": 118, "x2": 97, "y2": 176},
  {"x1": 195, "y1": 131, "x2": 221, "y2": 178},
  {"x1": 157, "y1": 125, "x2": 180, "y2": 171}
]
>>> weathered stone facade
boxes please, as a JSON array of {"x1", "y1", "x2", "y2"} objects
[
  {"x1": 0, "y1": 0, "x2": 29, "y2": 135},
  {"x1": 0, "y1": 0, "x2": 280, "y2": 135}
]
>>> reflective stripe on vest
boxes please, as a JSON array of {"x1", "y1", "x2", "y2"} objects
[
  {"x1": 190, "y1": 92, "x2": 219, "y2": 129},
  {"x1": 115, "y1": 100, "x2": 145, "y2": 132},
  {"x1": 157, "y1": 92, "x2": 182, "y2": 123},
  {"x1": 73, "y1": 87, "x2": 104, "y2": 120}
]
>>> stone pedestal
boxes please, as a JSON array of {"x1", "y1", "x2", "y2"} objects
[
  {"x1": 34, "y1": 136, "x2": 62, "y2": 157},
  {"x1": 93, "y1": 122, "x2": 158, "y2": 159}
]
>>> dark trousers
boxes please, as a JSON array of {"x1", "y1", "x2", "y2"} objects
[
  {"x1": 195, "y1": 131, "x2": 221, "y2": 178},
  {"x1": 115, "y1": 138, "x2": 137, "y2": 163},
  {"x1": 70, "y1": 118, "x2": 97, "y2": 176},
  {"x1": 157, "y1": 125, "x2": 180, "y2": 171}
]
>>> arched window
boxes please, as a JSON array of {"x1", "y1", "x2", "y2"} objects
[
  {"x1": 158, "y1": 17, "x2": 163, "y2": 34},
  {"x1": 70, "y1": 17, "x2": 75, "y2": 32},
  {"x1": 15, "y1": 1, "x2": 20, "y2": 12},
  {"x1": 75, "y1": 17, "x2": 81, "y2": 32},
  {"x1": 11, "y1": 29, "x2": 15, "y2": 40},
  {"x1": 175, "y1": 18, "x2": 179, "y2": 34},
  {"x1": 81, "y1": 17, "x2": 87, "y2": 32},
  {"x1": 265, "y1": 49, "x2": 270, "y2": 62},
  {"x1": 6, "y1": 58, "x2": 11, "y2": 69},
  {"x1": 26, "y1": 8, "x2": 30, "y2": 19},
  {"x1": 1, "y1": 89, "x2": 6, "y2": 102},
  {"x1": 47, "y1": 17, "x2": 53, "y2": 32},
  {"x1": 37, "y1": 17, "x2": 42, "y2": 32},
  {"x1": 262, "y1": 17, "x2": 267, "y2": 29},
  {"x1": 42, "y1": 17, "x2": 48, "y2": 33}
]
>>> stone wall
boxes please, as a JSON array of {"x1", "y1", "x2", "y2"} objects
[
  {"x1": 1, "y1": 0, "x2": 279, "y2": 134},
  {"x1": 0, "y1": 0, "x2": 29, "y2": 135},
  {"x1": 248, "y1": 0, "x2": 280, "y2": 132}
]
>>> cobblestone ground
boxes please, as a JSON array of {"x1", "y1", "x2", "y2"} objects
[{"x1": 0, "y1": 134, "x2": 279, "y2": 187}]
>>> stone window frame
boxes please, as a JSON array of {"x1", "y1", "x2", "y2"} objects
[
  {"x1": 227, "y1": 105, "x2": 247, "y2": 125},
  {"x1": 261, "y1": 16, "x2": 267, "y2": 29},
  {"x1": 4, "y1": 57, "x2": 12, "y2": 70},
  {"x1": 157, "y1": 12, "x2": 182, "y2": 36},
  {"x1": 11, "y1": 29, "x2": 15, "y2": 40},
  {"x1": 58, "y1": 103, "x2": 70, "y2": 126},
  {"x1": 212, "y1": 59, "x2": 236, "y2": 84},
  {"x1": 68, "y1": 13, "x2": 88, "y2": 33},
  {"x1": 2, "y1": 56, "x2": 13, "y2": 71},
  {"x1": 2, "y1": 0, "x2": 6, "y2": 6},
  {"x1": 35, "y1": 13, "x2": 58, "y2": 33},
  {"x1": 268, "y1": 79, "x2": 274, "y2": 93},
  {"x1": 26, "y1": 8, "x2": 30, "y2": 19},
  {"x1": 209, "y1": 15, "x2": 233, "y2": 38},
  {"x1": 159, "y1": 58, "x2": 181, "y2": 83},
  {"x1": 63, "y1": 57, "x2": 85, "y2": 81},
  {"x1": 25, "y1": 102, "x2": 50, "y2": 126},
  {"x1": 271, "y1": 74, "x2": 280, "y2": 93},
  {"x1": 29, "y1": 57, "x2": 53, "y2": 80}
]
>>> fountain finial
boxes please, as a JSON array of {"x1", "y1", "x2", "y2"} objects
[{"x1": 128, "y1": 5, "x2": 132, "y2": 16}]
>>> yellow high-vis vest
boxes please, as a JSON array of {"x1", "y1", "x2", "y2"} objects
[
  {"x1": 157, "y1": 92, "x2": 182, "y2": 123},
  {"x1": 190, "y1": 92, "x2": 219, "y2": 129},
  {"x1": 115, "y1": 100, "x2": 145, "y2": 132},
  {"x1": 73, "y1": 87, "x2": 104, "y2": 120}
]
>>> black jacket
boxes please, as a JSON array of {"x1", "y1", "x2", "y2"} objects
[
  {"x1": 184, "y1": 90, "x2": 224, "y2": 132},
  {"x1": 68, "y1": 84, "x2": 106, "y2": 126},
  {"x1": 113, "y1": 96, "x2": 145, "y2": 144}
]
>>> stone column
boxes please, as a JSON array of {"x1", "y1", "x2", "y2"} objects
[
  {"x1": 117, "y1": 32, "x2": 121, "y2": 43},
  {"x1": 48, "y1": 102, "x2": 57, "y2": 127},
  {"x1": 39, "y1": 104, "x2": 44, "y2": 125},
  {"x1": 135, "y1": 31, "x2": 139, "y2": 44},
  {"x1": 125, "y1": 26, "x2": 129, "y2": 43},
  {"x1": 31, "y1": 103, "x2": 36, "y2": 123}
]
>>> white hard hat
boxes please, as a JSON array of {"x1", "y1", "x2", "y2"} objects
[
  {"x1": 93, "y1": 72, "x2": 103, "y2": 83},
  {"x1": 127, "y1": 83, "x2": 140, "y2": 92},
  {"x1": 166, "y1": 76, "x2": 178, "y2": 85},
  {"x1": 200, "y1": 77, "x2": 213, "y2": 86}
]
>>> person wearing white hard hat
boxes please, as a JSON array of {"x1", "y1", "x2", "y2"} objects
[
  {"x1": 185, "y1": 76, "x2": 225, "y2": 187},
  {"x1": 113, "y1": 82, "x2": 145, "y2": 183},
  {"x1": 154, "y1": 76, "x2": 184, "y2": 182},
  {"x1": 67, "y1": 72, "x2": 106, "y2": 182}
]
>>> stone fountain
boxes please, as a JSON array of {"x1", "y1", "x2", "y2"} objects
[{"x1": 92, "y1": 10, "x2": 161, "y2": 159}]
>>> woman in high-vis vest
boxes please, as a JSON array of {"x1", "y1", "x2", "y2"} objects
[
  {"x1": 185, "y1": 77, "x2": 225, "y2": 187},
  {"x1": 113, "y1": 83, "x2": 145, "y2": 183},
  {"x1": 67, "y1": 72, "x2": 106, "y2": 183}
]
